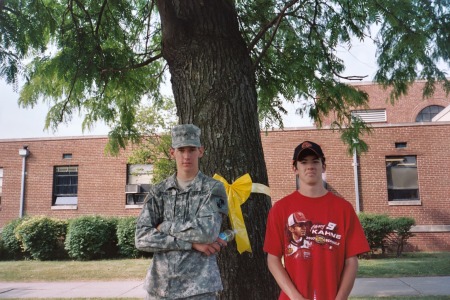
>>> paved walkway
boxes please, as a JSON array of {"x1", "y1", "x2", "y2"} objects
[{"x1": 0, "y1": 277, "x2": 449, "y2": 298}]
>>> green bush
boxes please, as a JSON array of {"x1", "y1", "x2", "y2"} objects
[
  {"x1": 15, "y1": 216, "x2": 67, "y2": 260},
  {"x1": 358, "y1": 213, "x2": 394, "y2": 254},
  {"x1": 1, "y1": 218, "x2": 28, "y2": 259},
  {"x1": 65, "y1": 216, "x2": 118, "y2": 260},
  {"x1": 387, "y1": 217, "x2": 415, "y2": 257},
  {"x1": 117, "y1": 216, "x2": 140, "y2": 258},
  {"x1": 0, "y1": 232, "x2": 4, "y2": 260}
]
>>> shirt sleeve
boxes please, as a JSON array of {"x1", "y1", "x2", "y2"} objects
[
  {"x1": 263, "y1": 204, "x2": 285, "y2": 257},
  {"x1": 135, "y1": 191, "x2": 192, "y2": 252},
  {"x1": 158, "y1": 182, "x2": 228, "y2": 244}
]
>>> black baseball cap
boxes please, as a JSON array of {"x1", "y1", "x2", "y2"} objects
[{"x1": 292, "y1": 141, "x2": 325, "y2": 163}]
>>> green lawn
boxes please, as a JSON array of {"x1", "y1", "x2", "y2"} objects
[
  {"x1": 3, "y1": 298, "x2": 450, "y2": 300},
  {"x1": 0, "y1": 258, "x2": 149, "y2": 281},
  {"x1": 1, "y1": 252, "x2": 449, "y2": 300},
  {"x1": 0, "y1": 252, "x2": 449, "y2": 282},
  {"x1": 357, "y1": 252, "x2": 450, "y2": 278},
  {"x1": 352, "y1": 298, "x2": 450, "y2": 300}
]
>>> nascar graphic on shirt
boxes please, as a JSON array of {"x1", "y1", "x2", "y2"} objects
[{"x1": 285, "y1": 211, "x2": 342, "y2": 260}]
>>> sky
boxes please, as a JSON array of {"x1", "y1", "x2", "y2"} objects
[{"x1": 0, "y1": 39, "x2": 378, "y2": 140}]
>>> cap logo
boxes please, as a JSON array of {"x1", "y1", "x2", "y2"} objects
[{"x1": 302, "y1": 142, "x2": 313, "y2": 149}]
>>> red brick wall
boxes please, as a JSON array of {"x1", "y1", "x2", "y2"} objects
[
  {"x1": 1, "y1": 124, "x2": 449, "y2": 251},
  {"x1": 0, "y1": 137, "x2": 140, "y2": 227},
  {"x1": 407, "y1": 233, "x2": 450, "y2": 252},
  {"x1": 261, "y1": 123, "x2": 450, "y2": 251},
  {"x1": 320, "y1": 81, "x2": 450, "y2": 126}
]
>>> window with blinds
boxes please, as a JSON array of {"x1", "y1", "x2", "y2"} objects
[
  {"x1": 386, "y1": 156, "x2": 420, "y2": 201},
  {"x1": 53, "y1": 166, "x2": 78, "y2": 205}
]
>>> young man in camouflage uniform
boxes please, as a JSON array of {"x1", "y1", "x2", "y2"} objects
[{"x1": 135, "y1": 124, "x2": 228, "y2": 300}]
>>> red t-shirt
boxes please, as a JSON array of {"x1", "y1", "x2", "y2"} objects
[{"x1": 264, "y1": 191, "x2": 370, "y2": 300}]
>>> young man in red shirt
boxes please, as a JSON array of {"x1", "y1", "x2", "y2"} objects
[{"x1": 264, "y1": 141, "x2": 370, "y2": 300}]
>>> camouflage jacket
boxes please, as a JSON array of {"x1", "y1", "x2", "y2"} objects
[{"x1": 135, "y1": 171, "x2": 228, "y2": 298}]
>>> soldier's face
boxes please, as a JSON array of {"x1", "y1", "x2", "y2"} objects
[{"x1": 170, "y1": 146, "x2": 204, "y2": 173}]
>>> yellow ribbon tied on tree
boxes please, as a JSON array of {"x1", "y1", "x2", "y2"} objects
[{"x1": 213, "y1": 173, "x2": 270, "y2": 254}]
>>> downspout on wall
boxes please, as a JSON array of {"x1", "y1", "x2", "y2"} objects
[
  {"x1": 19, "y1": 146, "x2": 30, "y2": 218},
  {"x1": 353, "y1": 148, "x2": 360, "y2": 213}
]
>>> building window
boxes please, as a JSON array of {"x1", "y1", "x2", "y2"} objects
[
  {"x1": 386, "y1": 156, "x2": 419, "y2": 201},
  {"x1": 395, "y1": 142, "x2": 407, "y2": 149},
  {"x1": 53, "y1": 166, "x2": 78, "y2": 205},
  {"x1": 126, "y1": 164, "x2": 153, "y2": 205},
  {"x1": 0, "y1": 168, "x2": 3, "y2": 209},
  {"x1": 415, "y1": 105, "x2": 444, "y2": 122}
]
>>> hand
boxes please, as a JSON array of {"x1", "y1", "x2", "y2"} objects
[
  {"x1": 216, "y1": 237, "x2": 228, "y2": 248},
  {"x1": 192, "y1": 243, "x2": 218, "y2": 256},
  {"x1": 192, "y1": 238, "x2": 227, "y2": 256}
]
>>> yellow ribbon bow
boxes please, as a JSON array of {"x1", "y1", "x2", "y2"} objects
[{"x1": 213, "y1": 173, "x2": 270, "y2": 254}]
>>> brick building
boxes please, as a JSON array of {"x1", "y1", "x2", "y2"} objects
[
  {"x1": 263, "y1": 81, "x2": 450, "y2": 251},
  {"x1": 1, "y1": 81, "x2": 449, "y2": 251}
]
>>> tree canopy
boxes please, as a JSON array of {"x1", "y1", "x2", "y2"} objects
[{"x1": 1, "y1": 0, "x2": 448, "y2": 151}]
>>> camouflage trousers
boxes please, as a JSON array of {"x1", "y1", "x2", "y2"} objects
[{"x1": 145, "y1": 291, "x2": 218, "y2": 300}]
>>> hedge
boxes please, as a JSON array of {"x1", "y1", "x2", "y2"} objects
[
  {"x1": 15, "y1": 216, "x2": 67, "y2": 260},
  {"x1": 1, "y1": 217, "x2": 28, "y2": 259},
  {"x1": 117, "y1": 216, "x2": 141, "y2": 258},
  {"x1": 359, "y1": 213, "x2": 415, "y2": 256},
  {"x1": 65, "y1": 215, "x2": 119, "y2": 260}
]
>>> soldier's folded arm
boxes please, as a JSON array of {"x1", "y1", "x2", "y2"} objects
[{"x1": 135, "y1": 196, "x2": 192, "y2": 252}]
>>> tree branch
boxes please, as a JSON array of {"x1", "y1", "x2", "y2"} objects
[
  {"x1": 101, "y1": 52, "x2": 164, "y2": 73},
  {"x1": 73, "y1": 0, "x2": 96, "y2": 37},
  {"x1": 247, "y1": 0, "x2": 301, "y2": 53},
  {"x1": 251, "y1": 0, "x2": 306, "y2": 70},
  {"x1": 252, "y1": 12, "x2": 283, "y2": 69},
  {"x1": 95, "y1": 0, "x2": 108, "y2": 36},
  {"x1": 145, "y1": 0, "x2": 157, "y2": 52}
]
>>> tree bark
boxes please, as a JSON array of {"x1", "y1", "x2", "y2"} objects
[{"x1": 156, "y1": 1, "x2": 279, "y2": 299}]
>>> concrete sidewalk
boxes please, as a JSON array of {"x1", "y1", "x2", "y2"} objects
[
  {"x1": 0, "y1": 281, "x2": 145, "y2": 298},
  {"x1": 0, "y1": 276, "x2": 449, "y2": 298},
  {"x1": 351, "y1": 276, "x2": 450, "y2": 297}
]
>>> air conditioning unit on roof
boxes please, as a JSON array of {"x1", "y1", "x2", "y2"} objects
[{"x1": 125, "y1": 184, "x2": 140, "y2": 193}]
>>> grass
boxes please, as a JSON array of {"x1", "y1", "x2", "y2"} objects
[
  {"x1": 2, "y1": 252, "x2": 449, "y2": 282},
  {"x1": 357, "y1": 252, "x2": 450, "y2": 278},
  {"x1": 3, "y1": 298, "x2": 450, "y2": 300},
  {"x1": 351, "y1": 298, "x2": 450, "y2": 300},
  {"x1": 0, "y1": 258, "x2": 149, "y2": 281}
]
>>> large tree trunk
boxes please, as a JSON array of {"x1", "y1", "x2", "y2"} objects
[{"x1": 156, "y1": 1, "x2": 279, "y2": 299}]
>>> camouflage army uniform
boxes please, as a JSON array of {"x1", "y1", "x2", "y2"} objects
[{"x1": 135, "y1": 171, "x2": 228, "y2": 299}]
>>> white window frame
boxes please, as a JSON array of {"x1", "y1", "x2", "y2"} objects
[
  {"x1": 52, "y1": 166, "x2": 78, "y2": 207},
  {"x1": 386, "y1": 156, "x2": 420, "y2": 202},
  {"x1": 126, "y1": 164, "x2": 153, "y2": 207}
]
